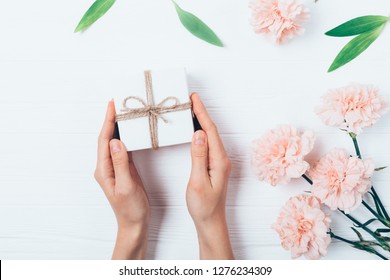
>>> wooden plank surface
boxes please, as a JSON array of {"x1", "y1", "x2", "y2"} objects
[{"x1": 0, "y1": 0, "x2": 389, "y2": 259}]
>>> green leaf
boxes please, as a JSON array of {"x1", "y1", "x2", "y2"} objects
[
  {"x1": 351, "y1": 227, "x2": 364, "y2": 241},
  {"x1": 358, "y1": 241, "x2": 380, "y2": 247},
  {"x1": 352, "y1": 244, "x2": 378, "y2": 255},
  {"x1": 325, "y1": 15, "x2": 389, "y2": 37},
  {"x1": 380, "y1": 236, "x2": 390, "y2": 242},
  {"x1": 328, "y1": 26, "x2": 384, "y2": 72},
  {"x1": 354, "y1": 218, "x2": 378, "y2": 228},
  {"x1": 74, "y1": 0, "x2": 116, "y2": 33},
  {"x1": 374, "y1": 166, "x2": 387, "y2": 171},
  {"x1": 375, "y1": 228, "x2": 390, "y2": 235},
  {"x1": 173, "y1": 1, "x2": 223, "y2": 47}
]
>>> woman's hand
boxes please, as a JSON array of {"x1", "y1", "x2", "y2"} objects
[
  {"x1": 94, "y1": 100, "x2": 150, "y2": 260},
  {"x1": 187, "y1": 93, "x2": 234, "y2": 260}
]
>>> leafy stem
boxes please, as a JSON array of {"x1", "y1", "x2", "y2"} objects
[
  {"x1": 371, "y1": 188, "x2": 390, "y2": 220},
  {"x1": 338, "y1": 210, "x2": 390, "y2": 251},
  {"x1": 329, "y1": 230, "x2": 388, "y2": 260},
  {"x1": 362, "y1": 201, "x2": 390, "y2": 228}
]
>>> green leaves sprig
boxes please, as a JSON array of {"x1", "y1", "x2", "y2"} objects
[
  {"x1": 74, "y1": 0, "x2": 223, "y2": 47},
  {"x1": 326, "y1": 15, "x2": 389, "y2": 72}
]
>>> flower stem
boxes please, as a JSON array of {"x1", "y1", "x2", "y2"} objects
[
  {"x1": 302, "y1": 174, "x2": 313, "y2": 185},
  {"x1": 371, "y1": 188, "x2": 390, "y2": 220},
  {"x1": 338, "y1": 210, "x2": 390, "y2": 251},
  {"x1": 329, "y1": 231, "x2": 388, "y2": 260},
  {"x1": 349, "y1": 132, "x2": 361, "y2": 158},
  {"x1": 340, "y1": 210, "x2": 375, "y2": 235},
  {"x1": 329, "y1": 231, "x2": 355, "y2": 245},
  {"x1": 348, "y1": 133, "x2": 390, "y2": 220},
  {"x1": 362, "y1": 200, "x2": 390, "y2": 228}
]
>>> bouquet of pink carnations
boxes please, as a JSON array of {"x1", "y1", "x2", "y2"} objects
[{"x1": 252, "y1": 83, "x2": 390, "y2": 259}]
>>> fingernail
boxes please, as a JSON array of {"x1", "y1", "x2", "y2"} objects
[
  {"x1": 194, "y1": 131, "x2": 205, "y2": 145},
  {"x1": 110, "y1": 140, "x2": 121, "y2": 153}
]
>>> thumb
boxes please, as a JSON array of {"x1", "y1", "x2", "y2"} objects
[
  {"x1": 190, "y1": 130, "x2": 209, "y2": 178},
  {"x1": 110, "y1": 139, "x2": 132, "y2": 188}
]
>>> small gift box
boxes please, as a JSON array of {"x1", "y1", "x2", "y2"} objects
[{"x1": 114, "y1": 68, "x2": 194, "y2": 151}]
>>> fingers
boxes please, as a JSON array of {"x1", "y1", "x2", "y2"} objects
[
  {"x1": 191, "y1": 93, "x2": 227, "y2": 160},
  {"x1": 98, "y1": 100, "x2": 116, "y2": 163},
  {"x1": 110, "y1": 139, "x2": 133, "y2": 191},
  {"x1": 190, "y1": 130, "x2": 209, "y2": 178}
]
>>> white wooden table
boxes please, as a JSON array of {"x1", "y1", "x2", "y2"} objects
[{"x1": 1, "y1": 0, "x2": 390, "y2": 259}]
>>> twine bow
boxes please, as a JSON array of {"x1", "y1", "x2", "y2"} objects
[{"x1": 115, "y1": 70, "x2": 192, "y2": 150}]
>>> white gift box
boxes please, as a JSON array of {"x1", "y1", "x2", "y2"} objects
[{"x1": 114, "y1": 68, "x2": 194, "y2": 151}]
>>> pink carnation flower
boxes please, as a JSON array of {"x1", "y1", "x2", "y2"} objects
[
  {"x1": 252, "y1": 125, "x2": 315, "y2": 186},
  {"x1": 310, "y1": 149, "x2": 374, "y2": 213},
  {"x1": 272, "y1": 195, "x2": 331, "y2": 259},
  {"x1": 316, "y1": 84, "x2": 389, "y2": 135},
  {"x1": 249, "y1": 0, "x2": 310, "y2": 44}
]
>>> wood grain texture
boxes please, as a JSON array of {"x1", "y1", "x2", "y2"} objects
[{"x1": 0, "y1": 0, "x2": 390, "y2": 259}]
